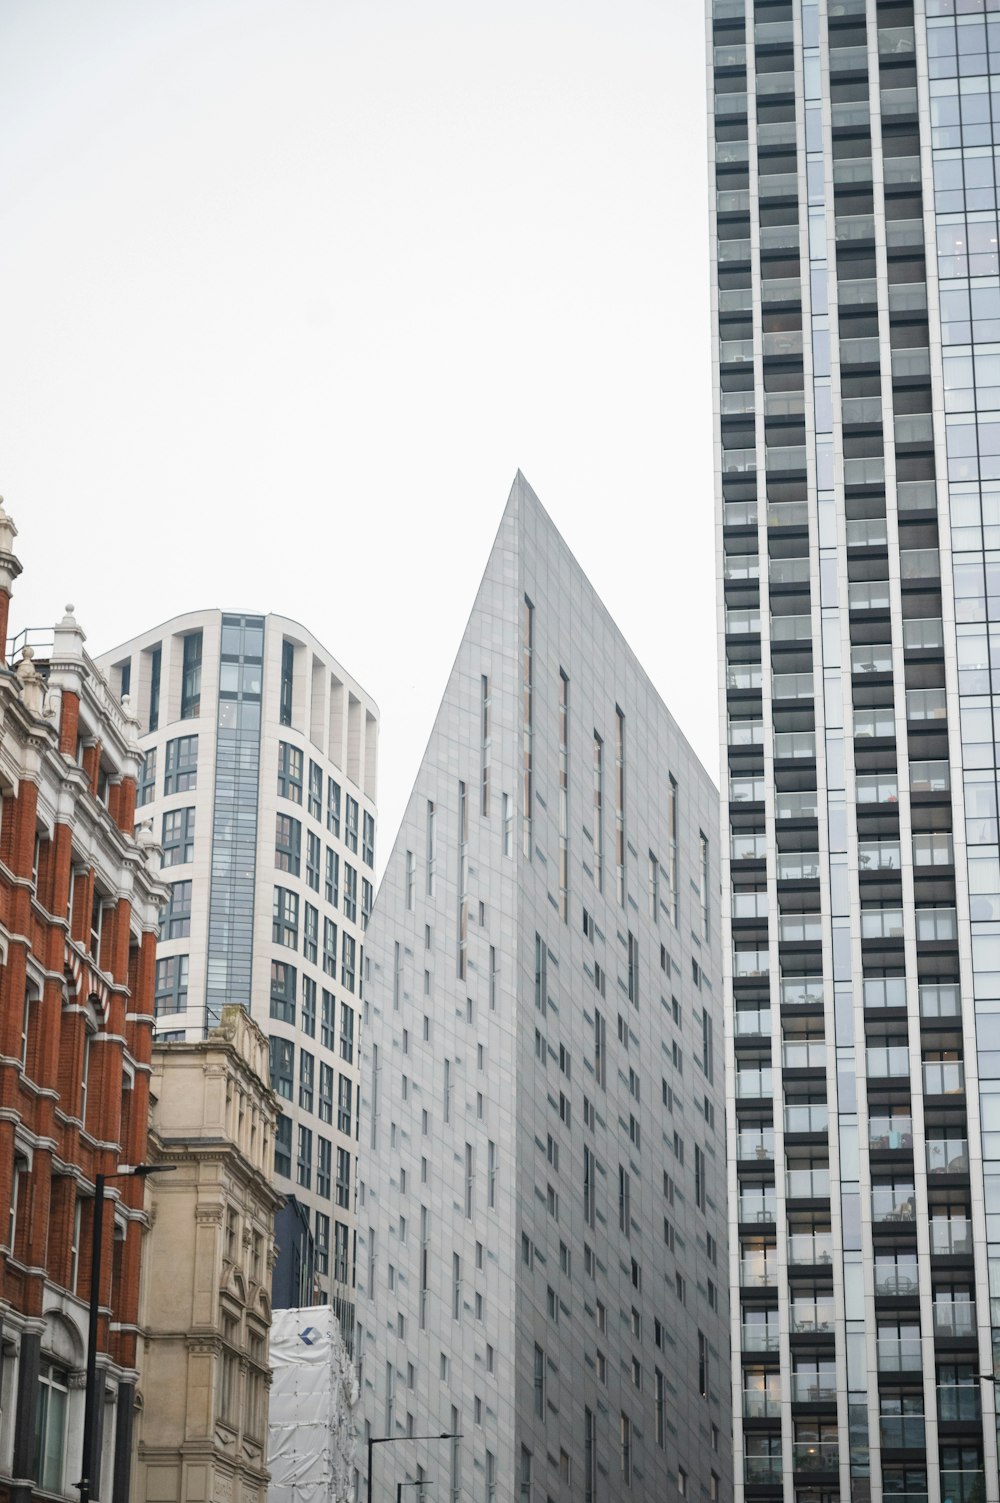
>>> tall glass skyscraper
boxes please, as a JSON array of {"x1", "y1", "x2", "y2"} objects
[{"x1": 710, "y1": 2, "x2": 998, "y2": 1500}]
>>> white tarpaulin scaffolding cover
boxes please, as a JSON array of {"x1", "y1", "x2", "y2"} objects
[{"x1": 268, "y1": 1304, "x2": 358, "y2": 1503}]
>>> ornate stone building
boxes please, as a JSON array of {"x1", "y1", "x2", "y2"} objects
[
  {"x1": 136, "y1": 1005, "x2": 281, "y2": 1503},
  {"x1": 0, "y1": 502, "x2": 165, "y2": 1503}
]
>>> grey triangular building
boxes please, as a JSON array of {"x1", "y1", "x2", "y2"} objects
[{"x1": 358, "y1": 474, "x2": 731, "y2": 1500}]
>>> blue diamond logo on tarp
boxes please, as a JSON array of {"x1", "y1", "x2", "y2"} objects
[{"x1": 299, "y1": 1326, "x2": 318, "y2": 1345}]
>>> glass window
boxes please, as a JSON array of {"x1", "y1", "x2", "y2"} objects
[
  {"x1": 269, "y1": 1037, "x2": 293, "y2": 1099},
  {"x1": 163, "y1": 880, "x2": 192, "y2": 939},
  {"x1": 148, "y1": 643, "x2": 161, "y2": 733},
  {"x1": 154, "y1": 954, "x2": 188, "y2": 1014},
  {"x1": 297, "y1": 1124, "x2": 312, "y2": 1189},
  {"x1": 280, "y1": 640, "x2": 294, "y2": 727},
  {"x1": 137, "y1": 748, "x2": 156, "y2": 807},
  {"x1": 180, "y1": 630, "x2": 203, "y2": 719},
  {"x1": 277, "y1": 743, "x2": 303, "y2": 802},
  {"x1": 338, "y1": 1074, "x2": 353, "y2": 1135},
  {"x1": 345, "y1": 795, "x2": 359, "y2": 853},
  {"x1": 161, "y1": 807, "x2": 195, "y2": 868},
  {"x1": 341, "y1": 932, "x2": 356, "y2": 992},
  {"x1": 319, "y1": 1062, "x2": 334, "y2": 1123},
  {"x1": 164, "y1": 736, "x2": 198, "y2": 794},
  {"x1": 308, "y1": 761, "x2": 323, "y2": 820},
  {"x1": 340, "y1": 1002, "x2": 355, "y2": 1063},
  {"x1": 301, "y1": 975, "x2": 316, "y2": 1037},
  {"x1": 303, "y1": 902, "x2": 318, "y2": 964},
  {"x1": 32, "y1": 1363, "x2": 69, "y2": 1492},
  {"x1": 272, "y1": 887, "x2": 299, "y2": 947},
  {"x1": 275, "y1": 814, "x2": 301, "y2": 875},
  {"x1": 321, "y1": 989, "x2": 335, "y2": 1049},
  {"x1": 317, "y1": 1136, "x2": 332, "y2": 1197},
  {"x1": 299, "y1": 1049, "x2": 314, "y2": 1111},
  {"x1": 336, "y1": 1146, "x2": 351, "y2": 1207},
  {"x1": 362, "y1": 811, "x2": 375, "y2": 868},
  {"x1": 307, "y1": 832, "x2": 321, "y2": 892},
  {"x1": 325, "y1": 848, "x2": 339, "y2": 906},
  {"x1": 323, "y1": 918, "x2": 338, "y2": 977},
  {"x1": 343, "y1": 863, "x2": 358, "y2": 922},
  {"x1": 274, "y1": 1114, "x2": 292, "y2": 1177},
  {"x1": 327, "y1": 778, "x2": 341, "y2": 837},
  {"x1": 270, "y1": 960, "x2": 296, "y2": 1023}
]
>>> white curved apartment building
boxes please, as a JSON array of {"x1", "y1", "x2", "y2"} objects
[{"x1": 96, "y1": 610, "x2": 378, "y2": 1324}]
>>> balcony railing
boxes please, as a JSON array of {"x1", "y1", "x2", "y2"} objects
[
  {"x1": 927, "y1": 1139, "x2": 968, "y2": 1174},
  {"x1": 792, "y1": 1441, "x2": 840, "y2": 1471},
  {"x1": 734, "y1": 949, "x2": 769, "y2": 978},
  {"x1": 786, "y1": 1167, "x2": 830, "y2": 1198},
  {"x1": 836, "y1": 215, "x2": 876, "y2": 244},
  {"x1": 732, "y1": 892, "x2": 767, "y2": 919},
  {"x1": 771, "y1": 613, "x2": 811, "y2": 642},
  {"x1": 875, "y1": 1259, "x2": 918, "y2": 1295},
  {"x1": 906, "y1": 687, "x2": 947, "y2": 722},
  {"x1": 734, "y1": 1011, "x2": 771, "y2": 1041},
  {"x1": 841, "y1": 334, "x2": 881, "y2": 364},
  {"x1": 867, "y1": 1045, "x2": 910, "y2": 1078},
  {"x1": 744, "y1": 1457, "x2": 783, "y2": 1485},
  {"x1": 721, "y1": 337, "x2": 755, "y2": 364},
  {"x1": 742, "y1": 1321, "x2": 780, "y2": 1351},
  {"x1": 857, "y1": 773, "x2": 898, "y2": 803},
  {"x1": 861, "y1": 909, "x2": 904, "y2": 940},
  {"x1": 770, "y1": 557, "x2": 811, "y2": 586},
  {"x1": 790, "y1": 1299, "x2": 835, "y2": 1334},
  {"x1": 886, "y1": 218, "x2": 925, "y2": 250},
  {"x1": 763, "y1": 331, "x2": 803, "y2": 359},
  {"x1": 776, "y1": 855, "x2": 821, "y2": 885},
  {"x1": 785, "y1": 1104, "x2": 828, "y2": 1134},
  {"x1": 846, "y1": 517, "x2": 888, "y2": 549},
  {"x1": 920, "y1": 984, "x2": 961, "y2": 1018},
  {"x1": 774, "y1": 731, "x2": 816, "y2": 759},
  {"x1": 724, "y1": 554, "x2": 760, "y2": 580},
  {"x1": 731, "y1": 777, "x2": 766, "y2": 802},
  {"x1": 865, "y1": 978, "x2": 906, "y2": 1009},
  {"x1": 877, "y1": 1336, "x2": 922, "y2": 1371},
  {"x1": 726, "y1": 608, "x2": 761, "y2": 634},
  {"x1": 933, "y1": 1299, "x2": 976, "y2": 1338},
  {"x1": 858, "y1": 840, "x2": 901, "y2": 870},
  {"x1": 903, "y1": 617, "x2": 944, "y2": 651},
  {"x1": 872, "y1": 1185, "x2": 915, "y2": 1221},
  {"x1": 844, "y1": 455, "x2": 886, "y2": 486},
  {"x1": 721, "y1": 388, "x2": 755, "y2": 416},
  {"x1": 855, "y1": 708, "x2": 896, "y2": 739},
  {"x1": 773, "y1": 671, "x2": 814, "y2": 700},
  {"x1": 869, "y1": 1116, "x2": 913, "y2": 1150},
  {"x1": 782, "y1": 1041, "x2": 826, "y2": 1069},
  {"x1": 743, "y1": 1386, "x2": 782, "y2": 1419},
  {"x1": 788, "y1": 1231, "x2": 834, "y2": 1264},
  {"x1": 916, "y1": 907, "x2": 957, "y2": 941},
  {"x1": 923, "y1": 1060, "x2": 964, "y2": 1095},
  {"x1": 778, "y1": 916, "x2": 822, "y2": 944},
  {"x1": 791, "y1": 1373, "x2": 837, "y2": 1402},
  {"x1": 879, "y1": 1415, "x2": 925, "y2": 1448},
  {"x1": 729, "y1": 720, "x2": 764, "y2": 746},
  {"x1": 732, "y1": 833, "x2": 767, "y2": 860},
  {"x1": 724, "y1": 500, "x2": 758, "y2": 525},
  {"x1": 776, "y1": 791, "x2": 819, "y2": 819},
  {"x1": 910, "y1": 760, "x2": 950, "y2": 793},
  {"x1": 737, "y1": 1069, "x2": 773, "y2": 1099},
  {"x1": 930, "y1": 1217, "x2": 973, "y2": 1256},
  {"x1": 780, "y1": 976, "x2": 824, "y2": 1006},
  {"x1": 849, "y1": 579, "x2": 891, "y2": 610},
  {"x1": 897, "y1": 480, "x2": 937, "y2": 511},
  {"x1": 878, "y1": 24, "x2": 915, "y2": 53},
  {"x1": 852, "y1": 644, "x2": 893, "y2": 675},
  {"x1": 740, "y1": 1253, "x2": 777, "y2": 1286},
  {"x1": 894, "y1": 410, "x2": 933, "y2": 443},
  {"x1": 913, "y1": 832, "x2": 955, "y2": 867},
  {"x1": 881, "y1": 85, "x2": 919, "y2": 116},
  {"x1": 727, "y1": 663, "x2": 762, "y2": 690},
  {"x1": 737, "y1": 1128, "x2": 776, "y2": 1160}
]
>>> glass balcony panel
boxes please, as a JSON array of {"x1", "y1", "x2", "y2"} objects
[
  {"x1": 923, "y1": 1061, "x2": 965, "y2": 1094},
  {"x1": 728, "y1": 720, "x2": 764, "y2": 745},
  {"x1": 903, "y1": 617, "x2": 944, "y2": 651},
  {"x1": 841, "y1": 335, "x2": 882, "y2": 364},
  {"x1": 874, "y1": 1257, "x2": 919, "y2": 1295},
  {"x1": 737, "y1": 1068, "x2": 773, "y2": 1099},
  {"x1": 877, "y1": 1336, "x2": 922, "y2": 1371},
  {"x1": 920, "y1": 984, "x2": 961, "y2": 1018},
  {"x1": 845, "y1": 455, "x2": 886, "y2": 486},
  {"x1": 777, "y1": 854, "x2": 821, "y2": 883},
  {"x1": 738, "y1": 1127, "x2": 776, "y2": 1161},
  {"x1": 780, "y1": 976, "x2": 824, "y2": 1006},
  {"x1": 930, "y1": 1217, "x2": 973, "y2": 1256},
  {"x1": 727, "y1": 663, "x2": 762, "y2": 690},
  {"x1": 743, "y1": 1382, "x2": 782, "y2": 1419},
  {"x1": 938, "y1": 1472, "x2": 984, "y2": 1503},
  {"x1": 724, "y1": 554, "x2": 760, "y2": 580},
  {"x1": 856, "y1": 773, "x2": 899, "y2": 803},
  {"x1": 732, "y1": 891, "x2": 767, "y2": 919},
  {"x1": 715, "y1": 92, "x2": 749, "y2": 118},
  {"x1": 849, "y1": 579, "x2": 891, "y2": 610},
  {"x1": 763, "y1": 331, "x2": 804, "y2": 360},
  {"x1": 842, "y1": 394, "x2": 883, "y2": 424},
  {"x1": 884, "y1": 158, "x2": 922, "y2": 190},
  {"x1": 906, "y1": 688, "x2": 947, "y2": 722},
  {"x1": 791, "y1": 1372, "x2": 837, "y2": 1401},
  {"x1": 785, "y1": 1104, "x2": 828, "y2": 1134},
  {"x1": 757, "y1": 70, "x2": 795, "y2": 96},
  {"x1": 790, "y1": 1299, "x2": 835, "y2": 1333},
  {"x1": 872, "y1": 1184, "x2": 916, "y2": 1221},
  {"x1": 852, "y1": 644, "x2": 893, "y2": 675},
  {"x1": 892, "y1": 346, "x2": 931, "y2": 379},
  {"x1": 761, "y1": 277, "x2": 802, "y2": 305},
  {"x1": 927, "y1": 1138, "x2": 968, "y2": 1174},
  {"x1": 759, "y1": 223, "x2": 801, "y2": 251},
  {"x1": 779, "y1": 915, "x2": 822, "y2": 944},
  {"x1": 897, "y1": 480, "x2": 938, "y2": 511},
  {"x1": 833, "y1": 156, "x2": 873, "y2": 187},
  {"x1": 915, "y1": 907, "x2": 957, "y2": 941},
  {"x1": 744, "y1": 1457, "x2": 783, "y2": 1484},
  {"x1": 933, "y1": 1299, "x2": 976, "y2": 1338},
  {"x1": 793, "y1": 1440, "x2": 840, "y2": 1471},
  {"x1": 869, "y1": 1115, "x2": 914, "y2": 1151},
  {"x1": 755, "y1": 18, "x2": 794, "y2": 42},
  {"x1": 909, "y1": 760, "x2": 950, "y2": 793},
  {"x1": 782, "y1": 1041, "x2": 826, "y2": 1070},
  {"x1": 775, "y1": 790, "x2": 819, "y2": 819},
  {"x1": 773, "y1": 671, "x2": 814, "y2": 699},
  {"x1": 770, "y1": 613, "x2": 811, "y2": 642},
  {"x1": 727, "y1": 608, "x2": 761, "y2": 634},
  {"x1": 786, "y1": 1167, "x2": 831, "y2": 1197},
  {"x1": 742, "y1": 1319, "x2": 780, "y2": 1350},
  {"x1": 881, "y1": 85, "x2": 919, "y2": 116},
  {"x1": 894, "y1": 413, "x2": 934, "y2": 445},
  {"x1": 722, "y1": 389, "x2": 756, "y2": 417},
  {"x1": 723, "y1": 446, "x2": 757, "y2": 475},
  {"x1": 879, "y1": 1415, "x2": 925, "y2": 1449},
  {"x1": 861, "y1": 909, "x2": 905, "y2": 939},
  {"x1": 764, "y1": 390, "x2": 806, "y2": 419},
  {"x1": 774, "y1": 730, "x2": 817, "y2": 759},
  {"x1": 913, "y1": 832, "x2": 954, "y2": 866},
  {"x1": 721, "y1": 337, "x2": 755, "y2": 364},
  {"x1": 836, "y1": 215, "x2": 877, "y2": 244},
  {"x1": 732, "y1": 832, "x2": 768, "y2": 860},
  {"x1": 735, "y1": 1008, "x2": 772, "y2": 1037},
  {"x1": 855, "y1": 708, "x2": 896, "y2": 738},
  {"x1": 901, "y1": 548, "x2": 941, "y2": 580},
  {"x1": 765, "y1": 499, "x2": 809, "y2": 528},
  {"x1": 886, "y1": 218, "x2": 924, "y2": 250},
  {"x1": 867, "y1": 1045, "x2": 910, "y2": 1077},
  {"x1": 846, "y1": 518, "x2": 888, "y2": 548},
  {"x1": 731, "y1": 777, "x2": 766, "y2": 803},
  {"x1": 830, "y1": 43, "x2": 868, "y2": 70},
  {"x1": 937, "y1": 1382, "x2": 981, "y2": 1422},
  {"x1": 724, "y1": 500, "x2": 758, "y2": 525},
  {"x1": 787, "y1": 1231, "x2": 834, "y2": 1264},
  {"x1": 859, "y1": 840, "x2": 901, "y2": 870},
  {"x1": 865, "y1": 978, "x2": 907, "y2": 1009},
  {"x1": 838, "y1": 277, "x2": 878, "y2": 306},
  {"x1": 770, "y1": 557, "x2": 811, "y2": 585},
  {"x1": 714, "y1": 43, "x2": 747, "y2": 65},
  {"x1": 719, "y1": 236, "x2": 752, "y2": 261},
  {"x1": 879, "y1": 24, "x2": 915, "y2": 54},
  {"x1": 831, "y1": 101, "x2": 872, "y2": 128},
  {"x1": 718, "y1": 188, "x2": 752, "y2": 213},
  {"x1": 716, "y1": 139, "x2": 750, "y2": 165},
  {"x1": 734, "y1": 949, "x2": 769, "y2": 977}
]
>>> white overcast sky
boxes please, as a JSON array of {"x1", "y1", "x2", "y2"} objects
[{"x1": 1, "y1": 0, "x2": 717, "y2": 868}]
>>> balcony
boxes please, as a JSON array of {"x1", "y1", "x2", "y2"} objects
[
  {"x1": 757, "y1": 70, "x2": 795, "y2": 96},
  {"x1": 742, "y1": 1319, "x2": 780, "y2": 1351},
  {"x1": 776, "y1": 791, "x2": 819, "y2": 820},
  {"x1": 870, "y1": 1116, "x2": 914, "y2": 1151},
  {"x1": 857, "y1": 773, "x2": 899, "y2": 803},
  {"x1": 859, "y1": 839, "x2": 901, "y2": 871},
  {"x1": 841, "y1": 335, "x2": 882, "y2": 365},
  {"x1": 939, "y1": 1472, "x2": 985, "y2": 1503},
  {"x1": 770, "y1": 557, "x2": 811, "y2": 587},
  {"x1": 880, "y1": 85, "x2": 919, "y2": 117},
  {"x1": 785, "y1": 1104, "x2": 828, "y2": 1134},
  {"x1": 855, "y1": 707, "x2": 896, "y2": 739},
  {"x1": 906, "y1": 687, "x2": 947, "y2": 722},
  {"x1": 836, "y1": 215, "x2": 877, "y2": 244},
  {"x1": 737, "y1": 1068, "x2": 773, "y2": 1100},
  {"x1": 762, "y1": 331, "x2": 803, "y2": 360},
  {"x1": 867, "y1": 1044, "x2": 910, "y2": 1078},
  {"x1": 735, "y1": 1009, "x2": 772, "y2": 1040},
  {"x1": 764, "y1": 389, "x2": 806, "y2": 419},
  {"x1": 937, "y1": 1382, "x2": 981, "y2": 1422},
  {"x1": 832, "y1": 101, "x2": 872, "y2": 129},
  {"x1": 791, "y1": 1372, "x2": 837, "y2": 1402},
  {"x1": 839, "y1": 277, "x2": 878, "y2": 307},
  {"x1": 903, "y1": 617, "x2": 944, "y2": 651},
  {"x1": 732, "y1": 832, "x2": 767, "y2": 860},
  {"x1": 779, "y1": 916, "x2": 822, "y2": 945},
  {"x1": 741, "y1": 1251, "x2": 778, "y2": 1287},
  {"x1": 852, "y1": 641, "x2": 892, "y2": 676},
  {"x1": 847, "y1": 518, "x2": 888, "y2": 549},
  {"x1": 720, "y1": 337, "x2": 755, "y2": 365},
  {"x1": 923, "y1": 1060, "x2": 964, "y2": 1095},
  {"x1": 722, "y1": 447, "x2": 757, "y2": 477},
  {"x1": 772, "y1": 671, "x2": 814, "y2": 700},
  {"x1": 732, "y1": 891, "x2": 767, "y2": 920},
  {"x1": 760, "y1": 277, "x2": 802, "y2": 307},
  {"x1": 930, "y1": 1217, "x2": 973, "y2": 1257},
  {"x1": 771, "y1": 613, "x2": 811, "y2": 644},
  {"x1": 901, "y1": 548, "x2": 941, "y2": 581},
  {"x1": 844, "y1": 456, "x2": 886, "y2": 487},
  {"x1": 721, "y1": 388, "x2": 755, "y2": 417},
  {"x1": 714, "y1": 91, "x2": 749, "y2": 119},
  {"x1": 775, "y1": 730, "x2": 816, "y2": 760},
  {"x1": 777, "y1": 857, "x2": 821, "y2": 888},
  {"x1": 833, "y1": 156, "x2": 873, "y2": 188},
  {"x1": 727, "y1": 608, "x2": 761, "y2": 634},
  {"x1": 916, "y1": 907, "x2": 957, "y2": 942},
  {"x1": 743, "y1": 1383, "x2": 782, "y2": 1420},
  {"x1": 744, "y1": 1457, "x2": 783, "y2": 1485},
  {"x1": 849, "y1": 579, "x2": 891, "y2": 611},
  {"x1": 878, "y1": 24, "x2": 915, "y2": 55},
  {"x1": 875, "y1": 1257, "x2": 918, "y2": 1295},
  {"x1": 731, "y1": 777, "x2": 766, "y2": 803},
  {"x1": 897, "y1": 480, "x2": 937, "y2": 511},
  {"x1": 729, "y1": 720, "x2": 764, "y2": 747},
  {"x1": 734, "y1": 949, "x2": 769, "y2": 978},
  {"x1": 781, "y1": 976, "x2": 824, "y2": 1007},
  {"x1": 755, "y1": 17, "x2": 793, "y2": 43},
  {"x1": 787, "y1": 1231, "x2": 834, "y2": 1265},
  {"x1": 872, "y1": 1185, "x2": 916, "y2": 1222},
  {"x1": 894, "y1": 412, "x2": 934, "y2": 445},
  {"x1": 713, "y1": 42, "x2": 747, "y2": 67},
  {"x1": 790, "y1": 1299, "x2": 835, "y2": 1334},
  {"x1": 877, "y1": 1336, "x2": 922, "y2": 1372},
  {"x1": 861, "y1": 909, "x2": 904, "y2": 940},
  {"x1": 933, "y1": 1300, "x2": 976, "y2": 1339},
  {"x1": 767, "y1": 498, "x2": 808, "y2": 527},
  {"x1": 913, "y1": 832, "x2": 954, "y2": 867},
  {"x1": 910, "y1": 760, "x2": 950, "y2": 794},
  {"x1": 920, "y1": 985, "x2": 961, "y2": 1020},
  {"x1": 865, "y1": 978, "x2": 907, "y2": 1009},
  {"x1": 719, "y1": 236, "x2": 752, "y2": 262},
  {"x1": 724, "y1": 554, "x2": 760, "y2": 581},
  {"x1": 738, "y1": 1126, "x2": 776, "y2": 1161},
  {"x1": 782, "y1": 1040, "x2": 826, "y2": 1070},
  {"x1": 892, "y1": 347, "x2": 931, "y2": 379},
  {"x1": 884, "y1": 158, "x2": 922, "y2": 191},
  {"x1": 879, "y1": 1415, "x2": 925, "y2": 1449},
  {"x1": 786, "y1": 1167, "x2": 830, "y2": 1198},
  {"x1": 757, "y1": 220, "x2": 799, "y2": 253},
  {"x1": 792, "y1": 1440, "x2": 840, "y2": 1472},
  {"x1": 886, "y1": 218, "x2": 925, "y2": 251},
  {"x1": 724, "y1": 499, "x2": 758, "y2": 526}
]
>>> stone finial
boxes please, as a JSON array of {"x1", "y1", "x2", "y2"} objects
[
  {"x1": 137, "y1": 819, "x2": 157, "y2": 850},
  {"x1": 0, "y1": 501, "x2": 23, "y2": 587},
  {"x1": 121, "y1": 692, "x2": 142, "y2": 745},
  {"x1": 0, "y1": 501, "x2": 18, "y2": 551},
  {"x1": 52, "y1": 601, "x2": 86, "y2": 663},
  {"x1": 16, "y1": 645, "x2": 47, "y2": 717}
]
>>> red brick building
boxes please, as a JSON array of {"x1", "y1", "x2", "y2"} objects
[{"x1": 0, "y1": 504, "x2": 165, "y2": 1503}]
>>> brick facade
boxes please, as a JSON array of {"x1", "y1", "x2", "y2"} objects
[{"x1": 0, "y1": 506, "x2": 165, "y2": 1503}]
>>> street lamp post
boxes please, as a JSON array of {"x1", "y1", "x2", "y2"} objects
[
  {"x1": 77, "y1": 1164, "x2": 175, "y2": 1503},
  {"x1": 367, "y1": 1433, "x2": 459, "y2": 1503}
]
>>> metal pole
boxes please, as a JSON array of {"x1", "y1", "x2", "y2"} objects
[
  {"x1": 367, "y1": 1433, "x2": 374, "y2": 1503},
  {"x1": 78, "y1": 1172, "x2": 105, "y2": 1503}
]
